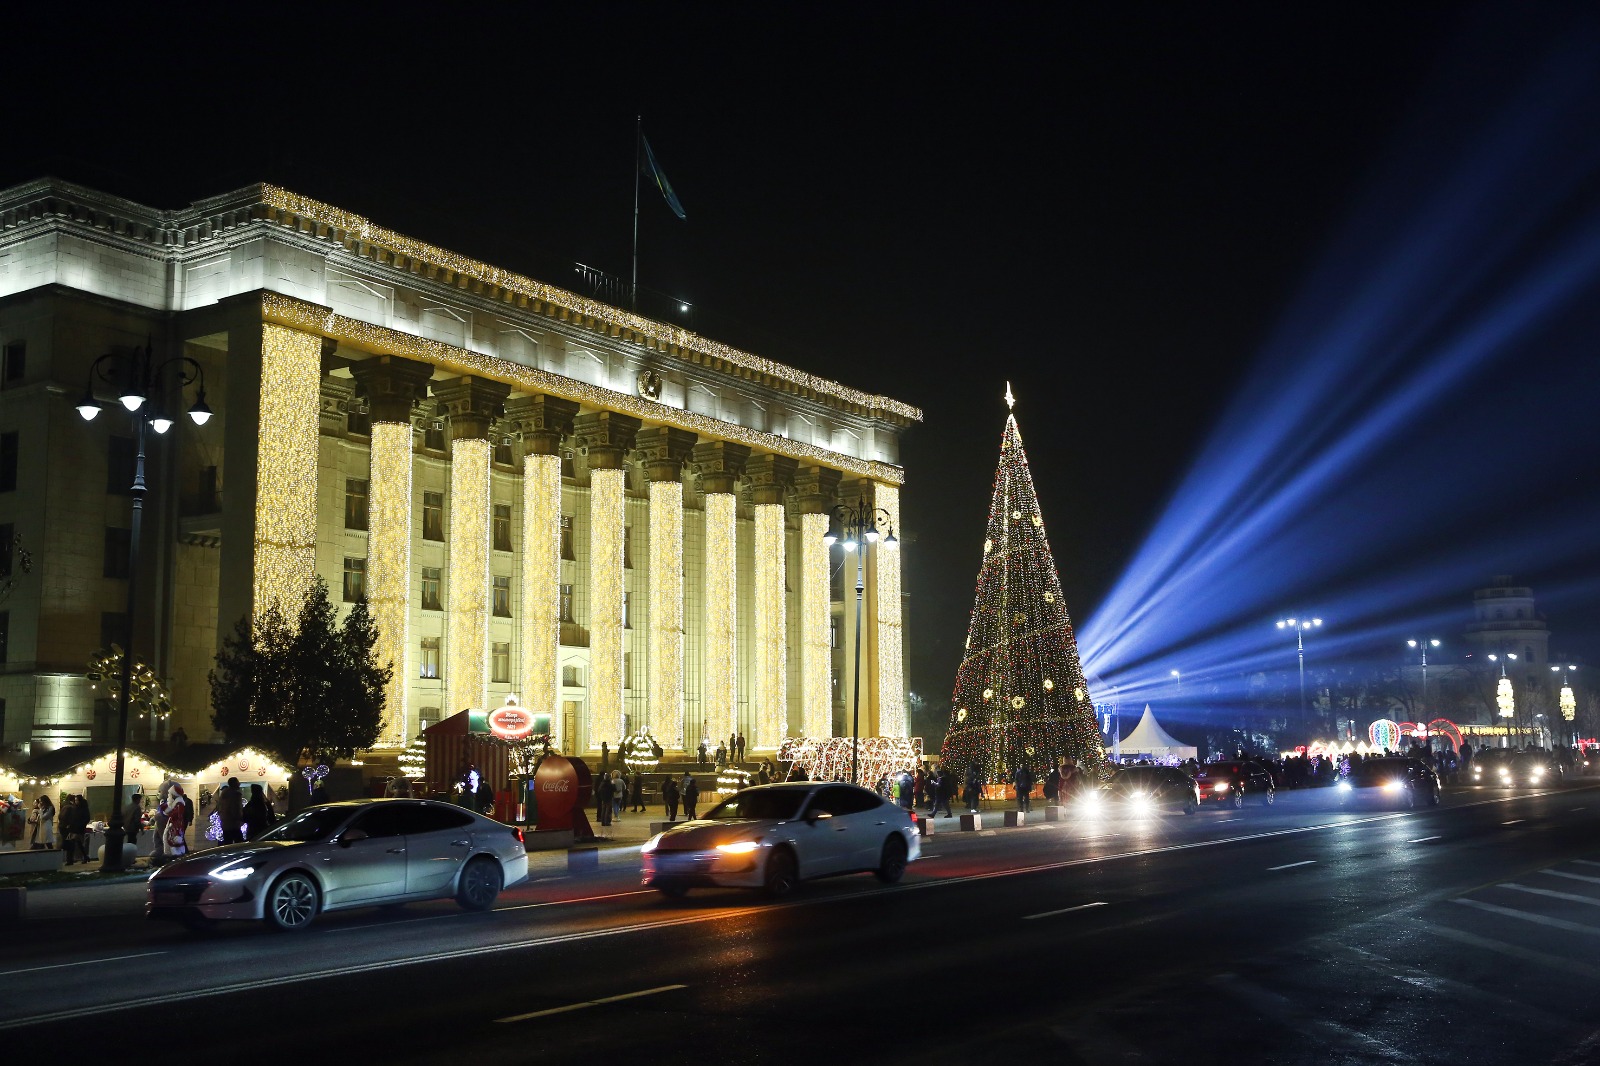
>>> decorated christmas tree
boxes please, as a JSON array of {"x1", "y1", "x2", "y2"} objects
[{"x1": 941, "y1": 386, "x2": 1104, "y2": 785}]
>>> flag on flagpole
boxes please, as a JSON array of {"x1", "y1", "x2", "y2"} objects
[{"x1": 640, "y1": 134, "x2": 687, "y2": 220}]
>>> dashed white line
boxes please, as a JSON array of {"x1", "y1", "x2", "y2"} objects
[
  {"x1": 1502, "y1": 883, "x2": 1600, "y2": 908},
  {"x1": 1408, "y1": 835, "x2": 1442, "y2": 843},
  {"x1": 1023, "y1": 901, "x2": 1107, "y2": 921},
  {"x1": 1501, "y1": 819, "x2": 1525, "y2": 826},
  {"x1": 496, "y1": 983, "x2": 688, "y2": 1023},
  {"x1": 1454, "y1": 898, "x2": 1600, "y2": 935},
  {"x1": 0, "y1": 951, "x2": 166, "y2": 978},
  {"x1": 1268, "y1": 860, "x2": 1317, "y2": 871},
  {"x1": 1542, "y1": 869, "x2": 1600, "y2": 886}
]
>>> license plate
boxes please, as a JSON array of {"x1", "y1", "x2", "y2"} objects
[{"x1": 153, "y1": 891, "x2": 184, "y2": 905}]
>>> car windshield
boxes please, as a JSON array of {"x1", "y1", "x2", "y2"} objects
[
  {"x1": 1352, "y1": 761, "x2": 1410, "y2": 781},
  {"x1": 1111, "y1": 770, "x2": 1159, "y2": 790},
  {"x1": 1196, "y1": 764, "x2": 1237, "y2": 777},
  {"x1": 258, "y1": 806, "x2": 351, "y2": 843},
  {"x1": 1475, "y1": 751, "x2": 1515, "y2": 765},
  {"x1": 705, "y1": 790, "x2": 808, "y2": 821}
]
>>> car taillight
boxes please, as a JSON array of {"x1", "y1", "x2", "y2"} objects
[
  {"x1": 513, "y1": 826, "x2": 525, "y2": 846},
  {"x1": 910, "y1": 810, "x2": 919, "y2": 823}
]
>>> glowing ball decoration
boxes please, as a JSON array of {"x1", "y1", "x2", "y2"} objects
[{"x1": 1368, "y1": 719, "x2": 1402, "y2": 751}]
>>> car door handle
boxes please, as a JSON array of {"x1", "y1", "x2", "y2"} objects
[
  {"x1": 450, "y1": 840, "x2": 471, "y2": 847},
  {"x1": 386, "y1": 847, "x2": 406, "y2": 854}
]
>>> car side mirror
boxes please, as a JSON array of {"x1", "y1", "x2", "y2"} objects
[
  {"x1": 805, "y1": 811, "x2": 831, "y2": 825},
  {"x1": 340, "y1": 828, "x2": 369, "y2": 847}
]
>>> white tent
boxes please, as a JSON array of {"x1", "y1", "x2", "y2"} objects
[{"x1": 1117, "y1": 705, "x2": 1198, "y2": 761}]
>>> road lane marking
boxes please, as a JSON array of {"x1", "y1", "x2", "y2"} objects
[
  {"x1": 1542, "y1": 869, "x2": 1600, "y2": 886},
  {"x1": 0, "y1": 951, "x2": 166, "y2": 978},
  {"x1": 1502, "y1": 883, "x2": 1600, "y2": 907},
  {"x1": 321, "y1": 888, "x2": 659, "y2": 934},
  {"x1": 1502, "y1": 819, "x2": 1525, "y2": 826},
  {"x1": 1453, "y1": 898, "x2": 1600, "y2": 935},
  {"x1": 1429, "y1": 923, "x2": 1600, "y2": 979},
  {"x1": 1210, "y1": 974, "x2": 1411, "y2": 1062},
  {"x1": 1267, "y1": 860, "x2": 1316, "y2": 871},
  {"x1": 1575, "y1": 860, "x2": 1600, "y2": 869},
  {"x1": 495, "y1": 983, "x2": 686, "y2": 1023},
  {"x1": 497, "y1": 889, "x2": 657, "y2": 912},
  {"x1": 1408, "y1": 836, "x2": 1441, "y2": 843},
  {"x1": 1023, "y1": 902, "x2": 1107, "y2": 920},
  {"x1": 1572, "y1": 807, "x2": 1587, "y2": 812}
]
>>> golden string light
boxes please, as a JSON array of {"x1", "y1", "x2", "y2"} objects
[
  {"x1": 447, "y1": 437, "x2": 491, "y2": 715},
  {"x1": 259, "y1": 185, "x2": 920, "y2": 423},
  {"x1": 648, "y1": 479, "x2": 686, "y2": 748},
  {"x1": 754, "y1": 503, "x2": 788, "y2": 749},
  {"x1": 778, "y1": 736, "x2": 923, "y2": 787},
  {"x1": 1497, "y1": 676, "x2": 1516, "y2": 718},
  {"x1": 254, "y1": 324, "x2": 320, "y2": 617},
  {"x1": 800, "y1": 512, "x2": 832, "y2": 739},
  {"x1": 260, "y1": 293, "x2": 907, "y2": 487},
  {"x1": 521, "y1": 453, "x2": 562, "y2": 749},
  {"x1": 368, "y1": 420, "x2": 413, "y2": 745},
  {"x1": 590, "y1": 468, "x2": 627, "y2": 747},
  {"x1": 703, "y1": 492, "x2": 738, "y2": 748},
  {"x1": 873, "y1": 483, "x2": 907, "y2": 737}
]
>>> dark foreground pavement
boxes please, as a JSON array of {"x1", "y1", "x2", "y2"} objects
[{"x1": 4, "y1": 783, "x2": 1599, "y2": 1065}]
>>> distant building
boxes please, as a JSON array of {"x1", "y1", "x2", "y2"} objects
[
  {"x1": 0, "y1": 179, "x2": 917, "y2": 759},
  {"x1": 1463, "y1": 574, "x2": 1549, "y2": 667}
]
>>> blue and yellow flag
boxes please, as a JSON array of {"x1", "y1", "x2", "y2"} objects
[{"x1": 641, "y1": 135, "x2": 687, "y2": 220}]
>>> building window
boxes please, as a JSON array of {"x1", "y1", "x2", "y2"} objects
[
  {"x1": 0, "y1": 432, "x2": 15, "y2": 493},
  {"x1": 0, "y1": 611, "x2": 8, "y2": 664},
  {"x1": 421, "y1": 567, "x2": 442, "y2": 611},
  {"x1": 420, "y1": 636, "x2": 441, "y2": 678},
  {"x1": 345, "y1": 479, "x2": 369, "y2": 530},
  {"x1": 493, "y1": 576, "x2": 512, "y2": 617},
  {"x1": 346, "y1": 407, "x2": 371, "y2": 436},
  {"x1": 830, "y1": 618, "x2": 839, "y2": 650},
  {"x1": 419, "y1": 705, "x2": 441, "y2": 729},
  {"x1": 423, "y1": 492, "x2": 444, "y2": 541},
  {"x1": 624, "y1": 651, "x2": 632, "y2": 690},
  {"x1": 563, "y1": 664, "x2": 583, "y2": 687},
  {"x1": 0, "y1": 523, "x2": 12, "y2": 578},
  {"x1": 560, "y1": 515, "x2": 575, "y2": 560},
  {"x1": 106, "y1": 436, "x2": 135, "y2": 496},
  {"x1": 559, "y1": 583, "x2": 574, "y2": 623},
  {"x1": 622, "y1": 591, "x2": 632, "y2": 629},
  {"x1": 561, "y1": 452, "x2": 575, "y2": 479},
  {"x1": 623, "y1": 526, "x2": 633, "y2": 569},
  {"x1": 343, "y1": 557, "x2": 367, "y2": 602},
  {"x1": 494, "y1": 440, "x2": 513, "y2": 466},
  {"x1": 493, "y1": 504, "x2": 512, "y2": 551},
  {"x1": 425, "y1": 422, "x2": 446, "y2": 451},
  {"x1": 492, "y1": 641, "x2": 511, "y2": 684},
  {"x1": 3, "y1": 341, "x2": 23, "y2": 383},
  {"x1": 100, "y1": 612, "x2": 126, "y2": 653},
  {"x1": 103, "y1": 527, "x2": 131, "y2": 579}
]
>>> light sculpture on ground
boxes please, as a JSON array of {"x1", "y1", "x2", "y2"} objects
[{"x1": 940, "y1": 387, "x2": 1102, "y2": 786}]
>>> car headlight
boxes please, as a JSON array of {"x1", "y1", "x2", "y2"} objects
[
  {"x1": 715, "y1": 840, "x2": 760, "y2": 855},
  {"x1": 1499, "y1": 770, "x2": 1511, "y2": 779},
  {"x1": 1213, "y1": 782, "x2": 1231, "y2": 792},
  {"x1": 1335, "y1": 780, "x2": 1352, "y2": 792},
  {"x1": 1078, "y1": 791, "x2": 1101, "y2": 809},
  {"x1": 1531, "y1": 768, "x2": 1543, "y2": 778},
  {"x1": 213, "y1": 866, "x2": 255, "y2": 882},
  {"x1": 1472, "y1": 766, "x2": 1482, "y2": 775},
  {"x1": 1128, "y1": 793, "x2": 1154, "y2": 809},
  {"x1": 1382, "y1": 781, "x2": 1403, "y2": 793},
  {"x1": 640, "y1": 834, "x2": 661, "y2": 854}
]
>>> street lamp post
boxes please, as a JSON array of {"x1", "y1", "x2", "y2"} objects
[
  {"x1": 1275, "y1": 617, "x2": 1323, "y2": 734},
  {"x1": 1406, "y1": 638, "x2": 1442, "y2": 724},
  {"x1": 822, "y1": 500, "x2": 896, "y2": 787},
  {"x1": 77, "y1": 341, "x2": 210, "y2": 871}
]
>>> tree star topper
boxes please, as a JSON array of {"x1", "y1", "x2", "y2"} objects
[{"x1": 1005, "y1": 381, "x2": 1015, "y2": 410}]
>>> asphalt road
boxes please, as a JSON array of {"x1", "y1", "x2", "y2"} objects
[{"x1": 5, "y1": 782, "x2": 1600, "y2": 1065}]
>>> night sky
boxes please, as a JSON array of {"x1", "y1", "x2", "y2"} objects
[{"x1": 10, "y1": 3, "x2": 1600, "y2": 711}]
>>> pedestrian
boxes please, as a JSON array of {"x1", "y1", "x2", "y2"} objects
[
  {"x1": 662, "y1": 774, "x2": 680, "y2": 821},
  {"x1": 611, "y1": 770, "x2": 626, "y2": 820},
  {"x1": 630, "y1": 771, "x2": 647, "y2": 813},
  {"x1": 121, "y1": 793, "x2": 143, "y2": 855},
  {"x1": 964, "y1": 764, "x2": 983, "y2": 813},
  {"x1": 934, "y1": 770, "x2": 954, "y2": 817},
  {"x1": 1044, "y1": 764, "x2": 1060, "y2": 806},
  {"x1": 682, "y1": 773, "x2": 700, "y2": 820},
  {"x1": 600, "y1": 740, "x2": 610, "y2": 771},
  {"x1": 715, "y1": 742, "x2": 727, "y2": 769},
  {"x1": 30, "y1": 795, "x2": 56, "y2": 850},
  {"x1": 217, "y1": 776, "x2": 245, "y2": 844},
  {"x1": 697, "y1": 739, "x2": 709, "y2": 768},
  {"x1": 595, "y1": 773, "x2": 614, "y2": 828},
  {"x1": 243, "y1": 784, "x2": 275, "y2": 840},
  {"x1": 729, "y1": 733, "x2": 738, "y2": 764},
  {"x1": 736, "y1": 732, "x2": 746, "y2": 763},
  {"x1": 164, "y1": 784, "x2": 189, "y2": 859},
  {"x1": 58, "y1": 795, "x2": 82, "y2": 863},
  {"x1": 913, "y1": 766, "x2": 926, "y2": 808},
  {"x1": 1014, "y1": 763, "x2": 1034, "y2": 812}
]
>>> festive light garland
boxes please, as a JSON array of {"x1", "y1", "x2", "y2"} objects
[
  {"x1": 620, "y1": 733, "x2": 661, "y2": 770},
  {"x1": 940, "y1": 411, "x2": 1103, "y2": 785},
  {"x1": 1496, "y1": 676, "x2": 1516, "y2": 719},
  {"x1": 590, "y1": 468, "x2": 627, "y2": 747},
  {"x1": 255, "y1": 324, "x2": 321, "y2": 617},
  {"x1": 703, "y1": 493, "x2": 738, "y2": 748},
  {"x1": 872, "y1": 484, "x2": 907, "y2": 738},
  {"x1": 1368, "y1": 719, "x2": 1402, "y2": 750},
  {"x1": 521, "y1": 453, "x2": 562, "y2": 750},
  {"x1": 800, "y1": 512, "x2": 832, "y2": 739},
  {"x1": 85, "y1": 646, "x2": 172, "y2": 721},
  {"x1": 716, "y1": 768, "x2": 754, "y2": 796},
  {"x1": 1561, "y1": 682, "x2": 1577, "y2": 722},
  {"x1": 754, "y1": 503, "x2": 787, "y2": 750},
  {"x1": 447, "y1": 437, "x2": 492, "y2": 716},
  {"x1": 779, "y1": 736, "x2": 923, "y2": 786},
  {"x1": 398, "y1": 735, "x2": 427, "y2": 780},
  {"x1": 648, "y1": 479, "x2": 686, "y2": 748},
  {"x1": 368, "y1": 420, "x2": 413, "y2": 746}
]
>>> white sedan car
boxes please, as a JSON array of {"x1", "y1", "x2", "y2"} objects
[
  {"x1": 147, "y1": 799, "x2": 529, "y2": 931},
  {"x1": 641, "y1": 782, "x2": 921, "y2": 898}
]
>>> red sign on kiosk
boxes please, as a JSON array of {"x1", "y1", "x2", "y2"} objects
[{"x1": 488, "y1": 705, "x2": 536, "y2": 740}]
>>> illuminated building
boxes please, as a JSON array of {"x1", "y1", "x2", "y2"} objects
[{"x1": 0, "y1": 178, "x2": 917, "y2": 758}]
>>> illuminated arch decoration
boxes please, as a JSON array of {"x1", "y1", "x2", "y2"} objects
[
  {"x1": 1425, "y1": 718, "x2": 1462, "y2": 752},
  {"x1": 1368, "y1": 719, "x2": 1402, "y2": 751}
]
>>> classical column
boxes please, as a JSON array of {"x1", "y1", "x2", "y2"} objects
[
  {"x1": 747, "y1": 454, "x2": 798, "y2": 750},
  {"x1": 793, "y1": 466, "x2": 842, "y2": 739},
  {"x1": 254, "y1": 325, "x2": 322, "y2": 617},
  {"x1": 862, "y1": 480, "x2": 907, "y2": 738},
  {"x1": 349, "y1": 355, "x2": 434, "y2": 746},
  {"x1": 507, "y1": 396, "x2": 577, "y2": 752},
  {"x1": 573, "y1": 411, "x2": 641, "y2": 749},
  {"x1": 636, "y1": 427, "x2": 697, "y2": 749},
  {"x1": 434, "y1": 376, "x2": 511, "y2": 717},
  {"x1": 692, "y1": 441, "x2": 750, "y2": 754}
]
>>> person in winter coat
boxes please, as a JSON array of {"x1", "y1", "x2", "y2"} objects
[
  {"x1": 682, "y1": 774, "x2": 701, "y2": 820},
  {"x1": 630, "y1": 772, "x2": 647, "y2": 813},
  {"x1": 1013, "y1": 764, "x2": 1035, "y2": 813},
  {"x1": 662, "y1": 774, "x2": 680, "y2": 821},
  {"x1": 121, "y1": 794, "x2": 143, "y2": 853},
  {"x1": 964, "y1": 765, "x2": 983, "y2": 813},
  {"x1": 243, "y1": 784, "x2": 276, "y2": 840},
  {"x1": 217, "y1": 777, "x2": 245, "y2": 844},
  {"x1": 163, "y1": 784, "x2": 190, "y2": 859},
  {"x1": 595, "y1": 774, "x2": 614, "y2": 828},
  {"x1": 30, "y1": 795, "x2": 57, "y2": 849}
]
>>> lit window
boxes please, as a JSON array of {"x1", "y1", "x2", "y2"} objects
[
  {"x1": 493, "y1": 504, "x2": 512, "y2": 551},
  {"x1": 423, "y1": 492, "x2": 444, "y2": 541},
  {"x1": 492, "y1": 641, "x2": 511, "y2": 684},
  {"x1": 560, "y1": 515, "x2": 575, "y2": 561},
  {"x1": 421, "y1": 567, "x2": 442, "y2": 611},
  {"x1": 343, "y1": 557, "x2": 367, "y2": 603},
  {"x1": 493, "y1": 576, "x2": 512, "y2": 617},
  {"x1": 563, "y1": 664, "x2": 583, "y2": 687},
  {"x1": 345, "y1": 479, "x2": 369, "y2": 530},
  {"x1": 559, "y1": 583, "x2": 574, "y2": 623},
  {"x1": 622, "y1": 591, "x2": 632, "y2": 629},
  {"x1": 420, "y1": 636, "x2": 441, "y2": 678}
]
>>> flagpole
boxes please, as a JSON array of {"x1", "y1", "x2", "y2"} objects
[{"x1": 632, "y1": 115, "x2": 641, "y2": 312}]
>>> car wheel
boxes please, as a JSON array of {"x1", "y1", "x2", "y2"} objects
[
  {"x1": 456, "y1": 857, "x2": 503, "y2": 911},
  {"x1": 763, "y1": 847, "x2": 799, "y2": 899},
  {"x1": 1262, "y1": 789, "x2": 1275, "y2": 807},
  {"x1": 264, "y1": 871, "x2": 319, "y2": 932},
  {"x1": 1183, "y1": 798, "x2": 1198, "y2": 815},
  {"x1": 875, "y1": 835, "x2": 908, "y2": 884},
  {"x1": 1230, "y1": 790, "x2": 1245, "y2": 810},
  {"x1": 655, "y1": 883, "x2": 689, "y2": 899},
  {"x1": 1429, "y1": 785, "x2": 1441, "y2": 807},
  {"x1": 1404, "y1": 787, "x2": 1417, "y2": 809}
]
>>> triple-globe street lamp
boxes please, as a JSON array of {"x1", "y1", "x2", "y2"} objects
[
  {"x1": 1406, "y1": 638, "x2": 1442, "y2": 725},
  {"x1": 822, "y1": 500, "x2": 896, "y2": 786},
  {"x1": 1275, "y1": 616, "x2": 1322, "y2": 731},
  {"x1": 76, "y1": 342, "x2": 211, "y2": 870}
]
